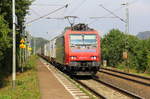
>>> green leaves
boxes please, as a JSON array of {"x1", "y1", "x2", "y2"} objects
[
  {"x1": 102, "y1": 29, "x2": 125, "y2": 66},
  {"x1": 0, "y1": 0, "x2": 32, "y2": 85},
  {"x1": 0, "y1": 15, "x2": 11, "y2": 61}
]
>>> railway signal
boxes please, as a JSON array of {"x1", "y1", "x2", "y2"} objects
[
  {"x1": 20, "y1": 38, "x2": 25, "y2": 44},
  {"x1": 19, "y1": 43, "x2": 26, "y2": 49},
  {"x1": 19, "y1": 38, "x2": 26, "y2": 72},
  {"x1": 19, "y1": 39, "x2": 26, "y2": 49}
]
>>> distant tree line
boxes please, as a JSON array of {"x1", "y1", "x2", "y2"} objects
[
  {"x1": 101, "y1": 29, "x2": 150, "y2": 73},
  {"x1": 0, "y1": 0, "x2": 32, "y2": 86},
  {"x1": 31, "y1": 37, "x2": 49, "y2": 52}
]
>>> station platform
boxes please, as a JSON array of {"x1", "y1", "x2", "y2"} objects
[{"x1": 37, "y1": 59, "x2": 74, "y2": 99}]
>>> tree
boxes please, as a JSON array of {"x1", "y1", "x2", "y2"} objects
[
  {"x1": 101, "y1": 29, "x2": 125, "y2": 66},
  {"x1": 101, "y1": 29, "x2": 150, "y2": 73},
  {"x1": 0, "y1": 15, "x2": 11, "y2": 65},
  {"x1": 0, "y1": 0, "x2": 32, "y2": 86}
]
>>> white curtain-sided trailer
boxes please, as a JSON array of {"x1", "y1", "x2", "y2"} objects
[{"x1": 49, "y1": 38, "x2": 56, "y2": 58}]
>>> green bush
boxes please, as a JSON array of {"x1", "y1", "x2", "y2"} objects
[{"x1": 102, "y1": 29, "x2": 150, "y2": 73}]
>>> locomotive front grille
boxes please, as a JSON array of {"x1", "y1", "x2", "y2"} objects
[{"x1": 69, "y1": 61, "x2": 100, "y2": 67}]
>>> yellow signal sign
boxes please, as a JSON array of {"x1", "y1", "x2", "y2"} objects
[
  {"x1": 20, "y1": 39, "x2": 25, "y2": 43},
  {"x1": 28, "y1": 47, "x2": 32, "y2": 51},
  {"x1": 19, "y1": 43, "x2": 26, "y2": 49}
]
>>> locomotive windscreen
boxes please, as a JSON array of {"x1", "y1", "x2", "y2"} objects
[{"x1": 70, "y1": 34, "x2": 97, "y2": 45}]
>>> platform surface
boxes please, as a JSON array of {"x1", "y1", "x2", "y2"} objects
[{"x1": 37, "y1": 59, "x2": 74, "y2": 99}]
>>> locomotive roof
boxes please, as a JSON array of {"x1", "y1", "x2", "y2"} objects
[
  {"x1": 50, "y1": 23, "x2": 96, "y2": 41},
  {"x1": 64, "y1": 23, "x2": 94, "y2": 31}
]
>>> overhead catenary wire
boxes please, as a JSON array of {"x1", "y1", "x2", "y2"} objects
[
  {"x1": 88, "y1": 6, "x2": 124, "y2": 25},
  {"x1": 26, "y1": 4, "x2": 68, "y2": 24},
  {"x1": 32, "y1": 4, "x2": 65, "y2": 6},
  {"x1": 70, "y1": 0, "x2": 87, "y2": 15},
  {"x1": 99, "y1": 4, "x2": 126, "y2": 23},
  {"x1": 30, "y1": 9, "x2": 41, "y2": 16},
  {"x1": 67, "y1": 0, "x2": 87, "y2": 15},
  {"x1": 88, "y1": 0, "x2": 138, "y2": 25}
]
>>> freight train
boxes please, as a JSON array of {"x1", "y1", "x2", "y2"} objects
[{"x1": 39, "y1": 23, "x2": 101, "y2": 75}]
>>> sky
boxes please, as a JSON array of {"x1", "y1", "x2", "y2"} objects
[{"x1": 25, "y1": 0, "x2": 150, "y2": 40}]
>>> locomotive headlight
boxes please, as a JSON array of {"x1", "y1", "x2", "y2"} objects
[
  {"x1": 93, "y1": 56, "x2": 96, "y2": 59},
  {"x1": 71, "y1": 56, "x2": 77, "y2": 59},
  {"x1": 91, "y1": 56, "x2": 97, "y2": 60}
]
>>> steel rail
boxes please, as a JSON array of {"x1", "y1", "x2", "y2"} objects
[
  {"x1": 92, "y1": 77, "x2": 143, "y2": 99},
  {"x1": 99, "y1": 70, "x2": 150, "y2": 86},
  {"x1": 73, "y1": 78, "x2": 107, "y2": 99},
  {"x1": 101, "y1": 67, "x2": 150, "y2": 80}
]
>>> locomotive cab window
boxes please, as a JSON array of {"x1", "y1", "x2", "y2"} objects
[
  {"x1": 70, "y1": 34, "x2": 83, "y2": 45},
  {"x1": 84, "y1": 35, "x2": 96, "y2": 44},
  {"x1": 70, "y1": 34, "x2": 97, "y2": 46}
]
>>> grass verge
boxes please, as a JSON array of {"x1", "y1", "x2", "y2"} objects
[{"x1": 0, "y1": 55, "x2": 40, "y2": 99}]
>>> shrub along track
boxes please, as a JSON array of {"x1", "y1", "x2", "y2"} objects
[{"x1": 98, "y1": 67, "x2": 150, "y2": 98}]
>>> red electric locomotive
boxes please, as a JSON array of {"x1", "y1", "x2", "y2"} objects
[{"x1": 50, "y1": 23, "x2": 101, "y2": 75}]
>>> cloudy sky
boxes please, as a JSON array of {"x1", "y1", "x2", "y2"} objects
[{"x1": 25, "y1": 0, "x2": 150, "y2": 40}]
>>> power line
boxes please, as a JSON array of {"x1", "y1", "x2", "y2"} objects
[
  {"x1": 90, "y1": 17, "x2": 117, "y2": 19},
  {"x1": 46, "y1": 17, "x2": 64, "y2": 20},
  {"x1": 88, "y1": 6, "x2": 124, "y2": 25},
  {"x1": 88, "y1": 0, "x2": 138, "y2": 25},
  {"x1": 30, "y1": 9, "x2": 41, "y2": 16},
  {"x1": 71, "y1": 0, "x2": 87, "y2": 15},
  {"x1": 26, "y1": 4, "x2": 68, "y2": 24},
  {"x1": 99, "y1": 4, "x2": 126, "y2": 23},
  {"x1": 32, "y1": 4, "x2": 65, "y2": 6},
  {"x1": 67, "y1": 0, "x2": 87, "y2": 15}
]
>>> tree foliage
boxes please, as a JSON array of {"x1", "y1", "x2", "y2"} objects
[
  {"x1": 102, "y1": 29, "x2": 150, "y2": 73},
  {"x1": 0, "y1": 0, "x2": 32, "y2": 86},
  {"x1": 0, "y1": 15, "x2": 11, "y2": 65}
]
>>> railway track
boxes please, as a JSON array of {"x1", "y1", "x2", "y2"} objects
[
  {"x1": 73, "y1": 78, "x2": 107, "y2": 99},
  {"x1": 40, "y1": 57, "x2": 100, "y2": 99},
  {"x1": 73, "y1": 76, "x2": 143, "y2": 99},
  {"x1": 100, "y1": 67, "x2": 150, "y2": 86},
  {"x1": 92, "y1": 76, "x2": 143, "y2": 99},
  {"x1": 41, "y1": 57, "x2": 144, "y2": 98}
]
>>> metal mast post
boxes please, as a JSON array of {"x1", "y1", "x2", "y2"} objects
[
  {"x1": 12, "y1": 0, "x2": 16, "y2": 88},
  {"x1": 34, "y1": 38, "x2": 36, "y2": 55},
  {"x1": 125, "y1": 2, "x2": 129, "y2": 72},
  {"x1": 124, "y1": 2, "x2": 129, "y2": 34}
]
